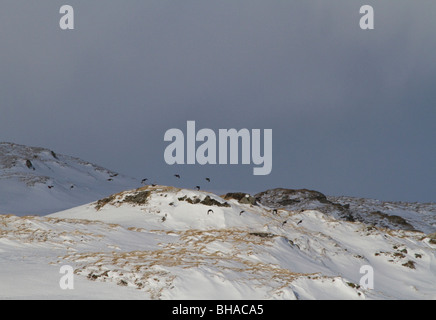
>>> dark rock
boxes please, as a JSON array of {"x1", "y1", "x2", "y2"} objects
[
  {"x1": 223, "y1": 192, "x2": 256, "y2": 205},
  {"x1": 25, "y1": 159, "x2": 35, "y2": 170}
]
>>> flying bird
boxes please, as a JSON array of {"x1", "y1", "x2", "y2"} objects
[
  {"x1": 207, "y1": 209, "x2": 214, "y2": 215},
  {"x1": 240, "y1": 210, "x2": 245, "y2": 216},
  {"x1": 272, "y1": 209, "x2": 278, "y2": 215},
  {"x1": 141, "y1": 178, "x2": 148, "y2": 184},
  {"x1": 196, "y1": 186, "x2": 201, "y2": 191},
  {"x1": 205, "y1": 178, "x2": 210, "y2": 182},
  {"x1": 48, "y1": 185, "x2": 54, "y2": 189},
  {"x1": 174, "y1": 174, "x2": 180, "y2": 179},
  {"x1": 281, "y1": 220, "x2": 287, "y2": 227},
  {"x1": 297, "y1": 220, "x2": 303, "y2": 225}
]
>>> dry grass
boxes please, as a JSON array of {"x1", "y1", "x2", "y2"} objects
[
  {"x1": 60, "y1": 228, "x2": 318, "y2": 298},
  {"x1": 94, "y1": 185, "x2": 181, "y2": 211},
  {"x1": 0, "y1": 215, "x2": 116, "y2": 245}
]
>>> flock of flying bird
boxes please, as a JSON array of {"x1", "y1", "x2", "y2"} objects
[
  {"x1": 141, "y1": 174, "x2": 210, "y2": 191},
  {"x1": 143, "y1": 173, "x2": 303, "y2": 228},
  {"x1": 44, "y1": 171, "x2": 303, "y2": 228},
  {"x1": 202, "y1": 205, "x2": 302, "y2": 228}
]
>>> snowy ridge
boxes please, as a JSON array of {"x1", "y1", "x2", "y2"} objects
[
  {"x1": 254, "y1": 188, "x2": 436, "y2": 234},
  {"x1": 329, "y1": 195, "x2": 436, "y2": 234},
  {"x1": 0, "y1": 142, "x2": 139, "y2": 216},
  {"x1": 1, "y1": 185, "x2": 434, "y2": 299}
]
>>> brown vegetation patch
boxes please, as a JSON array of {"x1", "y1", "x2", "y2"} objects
[{"x1": 124, "y1": 190, "x2": 151, "y2": 206}]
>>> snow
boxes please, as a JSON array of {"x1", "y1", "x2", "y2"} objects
[
  {"x1": 329, "y1": 195, "x2": 436, "y2": 234},
  {"x1": 1, "y1": 185, "x2": 435, "y2": 300},
  {"x1": 1, "y1": 144, "x2": 435, "y2": 299},
  {"x1": 0, "y1": 142, "x2": 139, "y2": 216}
]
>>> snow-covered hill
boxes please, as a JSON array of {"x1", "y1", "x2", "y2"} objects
[
  {"x1": 1, "y1": 185, "x2": 434, "y2": 299},
  {"x1": 329, "y1": 195, "x2": 436, "y2": 235},
  {"x1": 255, "y1": 188, "x2": 436, "y2": 234},
  {"x1": 0, "y1": 145, "x2": 435, "y2": 300},
  {"x1": 0, "y1": 142, "x2": 139, "y2": 216}
]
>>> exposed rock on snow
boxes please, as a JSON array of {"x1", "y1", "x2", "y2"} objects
[{"x1": 255, "y1": 188, "x2": 435, "y2": 234}]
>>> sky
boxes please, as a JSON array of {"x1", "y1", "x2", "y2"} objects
[{"x1": 0, "y1": 1, "x2": 435, "y2": 202}]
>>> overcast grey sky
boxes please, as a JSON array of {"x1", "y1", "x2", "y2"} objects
[{"x1": 1, "y1": 1, "x2": 435, "y2": 202}]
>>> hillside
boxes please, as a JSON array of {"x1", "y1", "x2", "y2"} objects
[
  {"x1": 0, "y1": 143, "x2": 434, "y2": 299},
  {"x1": 254, "y1": 188, "x2": 436, "y2": 234},
  {"x1": 0, "y1": 142, "x2": 139, "y2": 216},
  {"x1": 1, "y1": 185, "x2": 434, "y2": 299}
]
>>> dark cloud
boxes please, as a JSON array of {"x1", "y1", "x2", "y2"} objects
[{"x1": 1, "y1": 1, "x2": 435, "y2": 202}]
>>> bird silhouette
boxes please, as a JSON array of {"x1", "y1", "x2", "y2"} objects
[
  {"x1": 207, "y1": 209, "x2": 214, "y2": 215},
  {"x1": 196, "y1": 186, "x2": 201, "y2": 191},
  {"x1": 174, "y1": 174, "x2": 180, "y2": 179},
  {"x1": 240, "y1": 210, "x2": 245, "y2": 216},
  {"x1": 141, "y1": 178, "x2": 148, "y2": 184},
  {"x1": 205, "y1": 178, "x2": 210, "y2": 182},
  {"x1": 272, "y1": 209, "x2": 278, "y2": 215},
  {"x1": 281, "y1": 220, "x2": 287, "y2": 227},
  {"x1": 297, "y1": 220, "x2": 303, "y2": 225}
]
